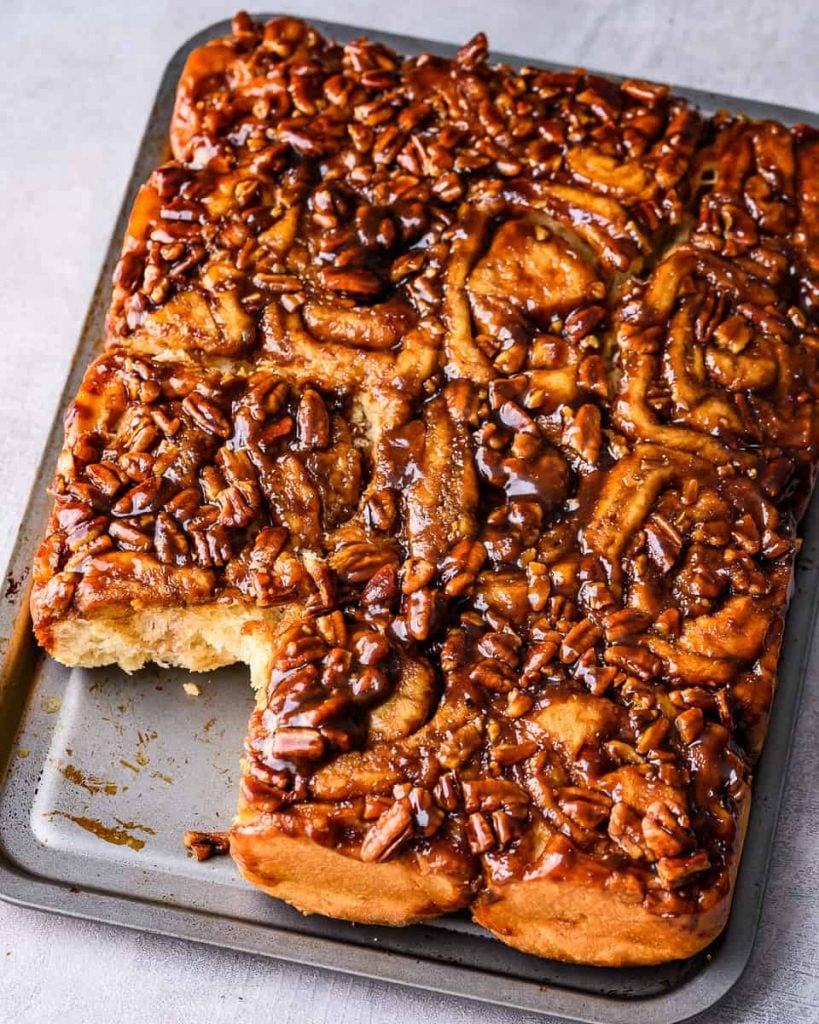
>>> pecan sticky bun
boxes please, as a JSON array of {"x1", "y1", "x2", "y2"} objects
[{"x1": 31, "y1": 13, "x2": 819, "y2": 966}]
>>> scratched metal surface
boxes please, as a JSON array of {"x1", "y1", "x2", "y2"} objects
[{"x1": 0, "y1": 10, "x2": 818, "y2": 1024}]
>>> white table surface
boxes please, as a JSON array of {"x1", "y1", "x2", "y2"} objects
[{"x1": 1, "y1": 2, "x2": 818, "y2": 1022}]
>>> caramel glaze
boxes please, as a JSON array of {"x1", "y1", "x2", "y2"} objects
[{"x1": 31, "y1": 12, "x2": 819, "y2": 934}]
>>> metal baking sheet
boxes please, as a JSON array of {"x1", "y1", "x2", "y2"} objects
[{"x1": 1, "y1": 16, "x2": 817, "y2": 1023}]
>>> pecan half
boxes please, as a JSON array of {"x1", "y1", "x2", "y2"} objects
[
  {"x1": 608, "y1": 801, "x2": 645, "y2": 860},
  {"x1": 641, "y1": 800, "x2": 696, "y2": 859},
  {"x1": 360, "y1": 799, "x2": 413, "y2": 862},
  {"x1": 297, "y1": 389, "x2": 331, "y2": 450}
]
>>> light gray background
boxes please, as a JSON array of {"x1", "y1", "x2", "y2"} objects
[{"x1": 1, "y1": 2, "x2": 817, "y2": 1022}]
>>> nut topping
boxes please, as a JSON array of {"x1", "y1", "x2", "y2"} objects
[
  {"x1": 30, "y1": 13, "x2": 819, "y2": 951},
  {"x1": 360, "y1": 799, "x2": 413, "y2": 862},
  {"x1": 641, "y1": 800, "x2": 696, "y2": 859}
]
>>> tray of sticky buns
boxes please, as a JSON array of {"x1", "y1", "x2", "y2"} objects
[{"x1": 2, "y1": 13, "x2": 818, "y2": 1022}]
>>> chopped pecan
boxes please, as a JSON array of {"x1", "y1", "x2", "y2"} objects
[
  {"x1": 644, "y1": 513, "x2": 684, "y2": 573},
  {"x1": 602, "y1": 607, "x2": 651, "y2": 643},
  {"x1": 364, "y1": 488, "x2": 398, "y2": 532},
  {"x1": 250, "y1": 526, "x2": 289, "y2": 568},
  {"x1": 108, "y1": 519, "x2": 153, "y2": 552},
  {"x1": 271, "y1": 727, "x2": 326, "y2": 761},
  {"x1": 112, "y1": 477, "x2": 168, "y2": 517},
  {"x1": 608, "y1": 801, "x2": 645, "y2": 860},
  {"x1": 363, "y1": 795, "x2": 393, "y2": 821},
  {"x1": 505, "y1": 689, "x2": 534, "y2": 718},
  {"x1": 353, "y1": 630, "x2": 390, "y2": 665},
  {"x1": 165, "y1": 487, "x2": 201, "y2": 523},
  {"x1": 560, "y1": 618, "x2": 601, "y2": 663},
  {"x1": 333, "y1": 537, "x2": 398, "y2": 584},
  {"x1": 652, "y1": 607, "x2": 681, "y2": 637},
  {"x1": 561, "y1": 404, "x2": 602, "y2": 465},
  {"x1": 469, "y1": 658, "x2": 516, "y2": 693},
  {"x1": 85, "y1": 461, "x2": 127, "y2": 498},
  {"x1": 407, "y1": 786, "x2": 444, "y2": 836},
  {"x1": 490, "y1": 810, "x2": 518, "y2": 848},
  {"x1": 732, "y1": 513, "x2": 761, "y2": 554},
  {"x1": 656, "y1": 850, "x2": 711, "y2": 888},
  {"x1": 154, "y1": 511, "x2": 189, "y2": 564},
  {"x1": 405, "y1": 587, "x2": 443, "y2": 641},
  {"x1": 321, "y1": 267, "x2": 382, "y2": 296},
  {"x1": 216, "y1": 482, "x2": 260, "y2": 528},
  {"x1": 461, "y1": 778, "x2": 529, "y2": 817},
  {"x1": 522, "y1": 637, "x2": 559, "y2": 679},
  {"x1": 440, "y1": 540, "x2": 487, "y2": 597},
  {"x1": 360, "y1": 799, "x2": 413, "y2": 862},
  {"x1": 315, "y1": 610, "x2": 348, "y2": 646},
  {"x1": 466, "y1": 812, "x2": 496, "y2": 853},
  {"x1": 641, "y1": 800, "x2": 696, "y2": 859},
  {"x1": 477, "y1": 631, "x2": 521, "y2": 666},
  {"x1": 437, "y1": 721, "x2": 483, "y2": 770},
  {"x1": 361, "y1": 564, "x2": 400, "y2": 608},
  {"x1": 605, "y1": 740, "x2": 644, "y2": 766},
  {"x1": 183, "y1": 831, "x2": 230, "y2": 862},
  {"x1": 603, "y1": 644, "x2": 661, "y2": 681},
  {"x1": 433, "y1": 771, "x2": 461, "y2": 812},
  {"x1": 556, "y1": 787, "x2": 612, "y2": 829},
  {"x1": 635, "y1": 715, "x2": 670, "y2": 754},
  {"x1": 675, "y1": 707, "x2": 705, "y2": 743},
  {"x1": 296, "y1": 389, "x2": 331, "y2": 450},
  {"x1": 564, "y1": 304, "x2": 607, "y2": 343},
  {"x1": 350, "y1": 666, "x2": 389, "y2": 703},
  {"x1": 525, "y1": 560, "x2": 552, "y2": 612},
  {"x1": 491, "y1": 741, "x2": 539, "y2": 765},
  {"x1": 182, "y1": 392, "x2": 232, "y2": 438},
  {"x1": 401, "y1": 556, "x2": 437, "y2": 594}
]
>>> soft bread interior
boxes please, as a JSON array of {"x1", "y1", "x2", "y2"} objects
[{"x1": 42, "y1": 603, "x2": 287, "y2": 687}]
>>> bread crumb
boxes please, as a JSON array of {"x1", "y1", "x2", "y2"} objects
[{"x1": 183, "y1": 682, "x2": 201, "y2": 697}]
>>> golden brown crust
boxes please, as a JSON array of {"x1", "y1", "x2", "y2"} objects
[
  {"x1": 472, "y1": 788, "x2": 749, "y2": 966},
  {"x1": 30, "y1": 12, "x2": 819, "y2": 965},
  {"x1": 231, "y1": 796, "x2": 476, "y2": 924}
]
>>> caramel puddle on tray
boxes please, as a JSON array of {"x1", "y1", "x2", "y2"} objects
[
  {"x1": 46, "y1": 812, "x2": 156, "y2": 851},
  {"x1": 59, "y1": 763, "x2": 118, "y2": 796}
]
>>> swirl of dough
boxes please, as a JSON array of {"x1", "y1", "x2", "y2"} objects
[
  {"x1": 614, "y1": 247, "x2": 819, "y2": 459},
  {"x1": 441, "y1": 200, "x2": 612, "y2": 405},
  {"x1": 232, "y1": 614, "x2": 482, "y2": 922}
]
